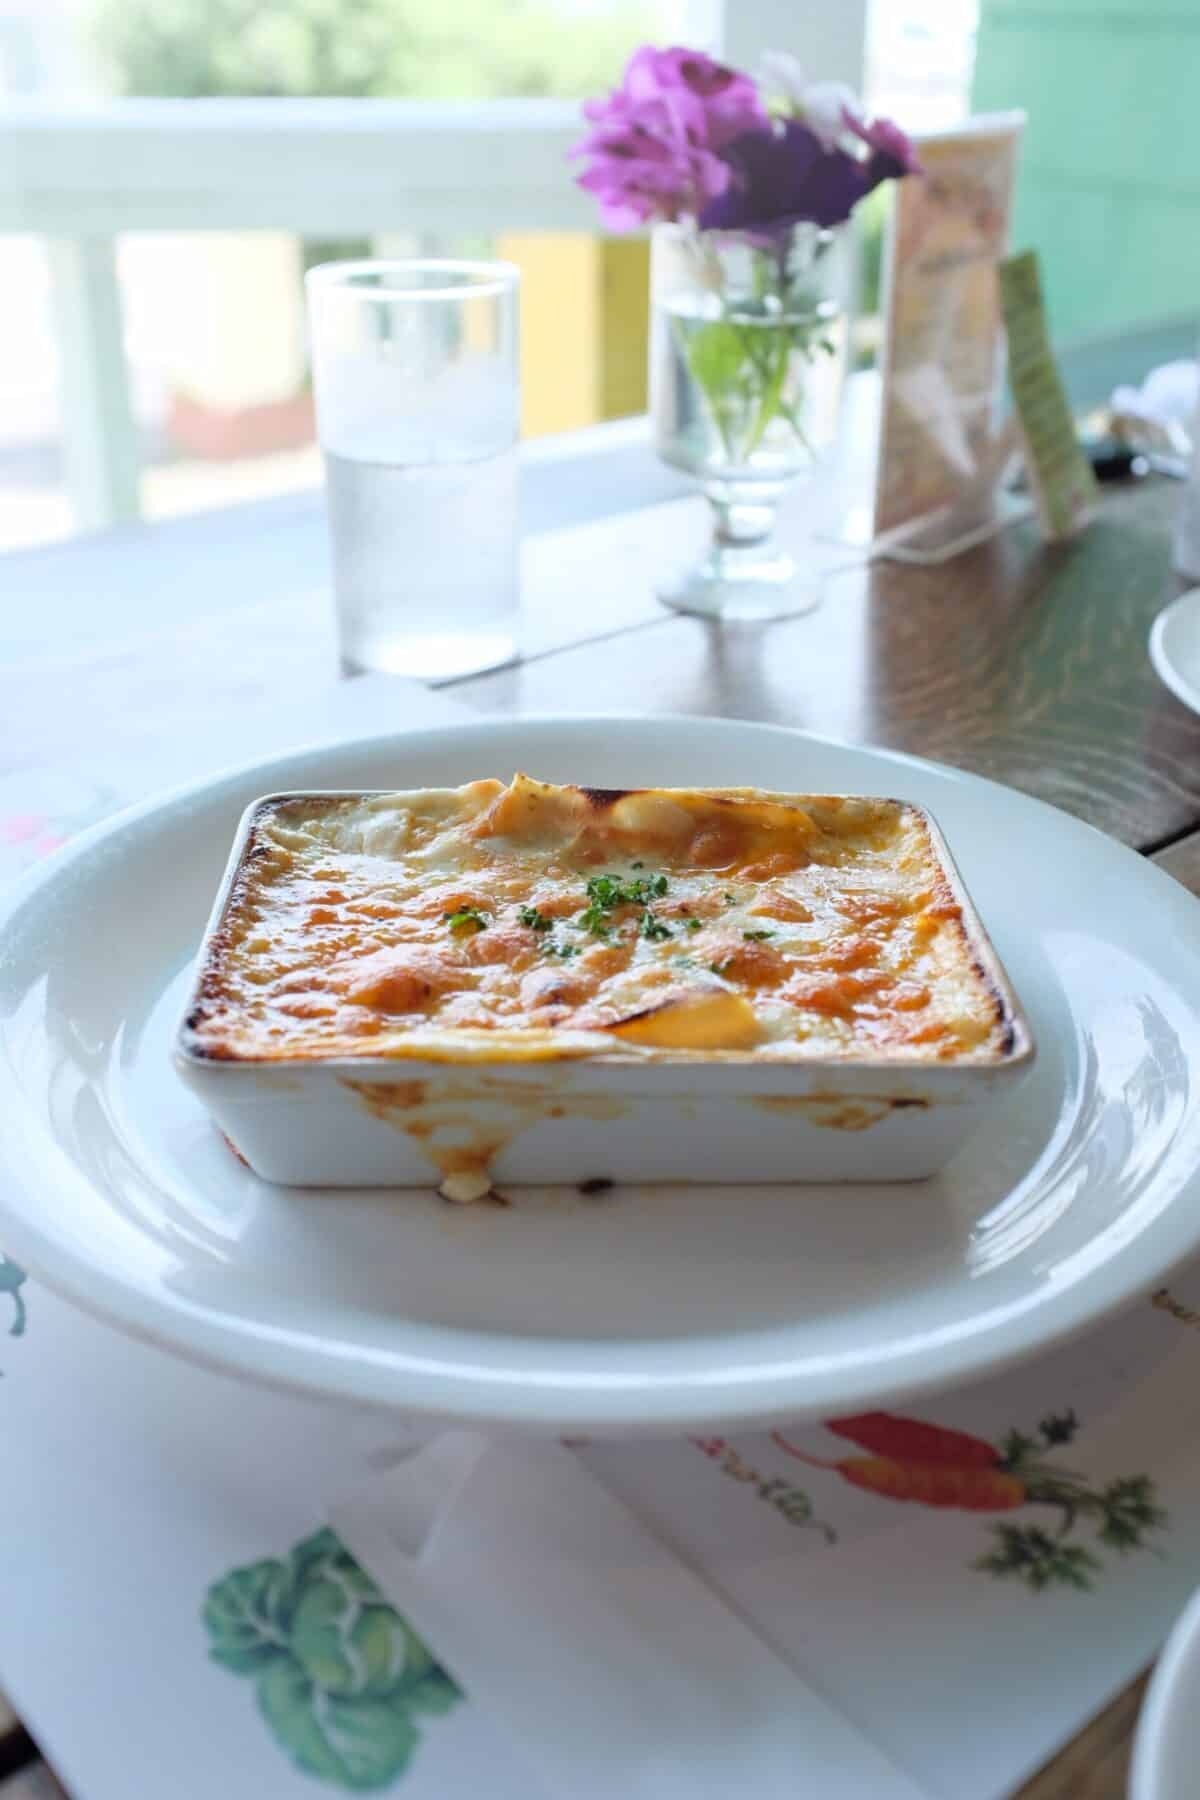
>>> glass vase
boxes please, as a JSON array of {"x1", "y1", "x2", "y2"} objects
[{"x1": 650, "y1": 221, "x2": 845, "y2": 620}]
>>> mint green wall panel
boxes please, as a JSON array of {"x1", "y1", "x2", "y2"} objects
[{"x1": 972, "y1": 3, "x2": 1200, "y2": 343}]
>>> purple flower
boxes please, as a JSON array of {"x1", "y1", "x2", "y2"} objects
[
  {"x1": 698, "y1": 110, "x2": 921, "y2": 239},
  {"x1": 698, "y1": 119, "x2": 871, "y2": 237},
  {"x1": 571, "y1": 45, "x2": 768, "y2": 230},
  {"x1": 843, "y1": 110, "x2": 924, "y2": 183}
]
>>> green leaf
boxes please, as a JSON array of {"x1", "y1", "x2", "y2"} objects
[
  {"x1": 1097, "y1": 1474, "x2": 1167, "y2": 1551},
  {"x1": 684, "y1": 320, "x2": 752, "y2": 399},
  {"x1": 0, "y1": 1257, "x2": 26, "y2": 1338},
  {"x1": 577, "y1": 904, "x2": 612, "y2": 939},
  {"x1": 404, "y1": 1666, "x2": 462, "y2": 1716},
  {"x1": 257, "y1": 1657, "x2": 419, "y2": 1792},
  {"x1": 1038, "y1": 1410, "x2": 1079, "y2": 1448},
  {"x1": 290, "y1": 1551, "x2": 435, "y2": 1699},
  {"x1": 998, "y1": 1428, "x2": 1039, "y2": 1469},
  {"x1": 286, "y1": 1528, "x2": 344, "y2": 1586},
  {"x1": 973, "y1": 1524, "x2": 1102, "y2": 1592},
  {"x1": 204, "y1": 1558, "x2": 293, "y2": 1674}
]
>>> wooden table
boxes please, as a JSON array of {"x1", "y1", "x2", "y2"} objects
[{"x1": 2, "y1": 430, "x2": 1198, "y2": 1798}]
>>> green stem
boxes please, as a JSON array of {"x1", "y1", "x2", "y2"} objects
[
  {"x1": 742, "y1": 330, "x2": 792, "y2": 458},
  {"x1": 672, "y1": 311, "x2": 739, "y2": 464},
  {"x1": 778, "y1": 399, "x2": 814, "y2": 456}
]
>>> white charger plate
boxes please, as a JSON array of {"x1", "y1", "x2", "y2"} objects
[
  {"x1": 1150, "y1": 587, "x2": 1200, "y2": 714},
  {"x1": 3, "y1": 714, "x2": 1200, "y2": 1436},
  {"x1": 1131, "y1": 1587, "x2": 1200, "y2": 1800}
]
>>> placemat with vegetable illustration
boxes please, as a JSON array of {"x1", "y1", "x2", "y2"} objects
[{"x1": 1, "y1": 1262, "x2": 1199, "y2": 1798}]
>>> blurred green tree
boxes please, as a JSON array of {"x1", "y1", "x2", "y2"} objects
[{"x1": 92, "y1": 0, "x2": 653, "y2": 100}]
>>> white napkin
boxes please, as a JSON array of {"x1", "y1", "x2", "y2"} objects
[{"x1": 332, "y1": 1433, "x2": 928, "y2": 1800}]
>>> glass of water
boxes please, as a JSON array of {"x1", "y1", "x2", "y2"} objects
[{"x1": 306, "y1": 259, "x2": 520, "y2": 680}]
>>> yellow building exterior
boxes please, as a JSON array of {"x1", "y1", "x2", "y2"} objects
[{"x1": 497, "y1": 234, "x2": 650, "y2": 436}]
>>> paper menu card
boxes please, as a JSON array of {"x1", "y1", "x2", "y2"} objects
[
  {"x1": 333, "y1": 1436, "x2": 927, "y2": 1800},
  {"x1": 873, "y1": 113, "x2": 1026, "y2": 549},
  {"x1": 998, "y1": 250, "x2": 1098, "y2": 541}
]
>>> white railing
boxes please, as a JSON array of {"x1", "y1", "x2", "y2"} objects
[
  {"x1": 1, "y1": 98, "x2": 593, "y2": 530},
  {"x1": 0, "y1": 98, "x2": 591, "y2": 236},
  {"x1": 0, "y1": 0, "x2": 868, "y2": 534}
]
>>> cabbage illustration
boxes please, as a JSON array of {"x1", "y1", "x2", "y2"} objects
[
  {"x1": 290, "y1": 1542, "x2": 435, "y2": 1699},
  {"x1": 204, "y1": 1528, "x2": 461, "y2": 1790}
]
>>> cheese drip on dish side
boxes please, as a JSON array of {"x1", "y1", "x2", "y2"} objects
[{"x1": 184, "y1": 775, "x2": 1009, "y2": 1062}]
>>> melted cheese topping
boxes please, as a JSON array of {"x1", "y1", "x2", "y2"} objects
[{"x1": 183, "y1": 776, "x2": 1014, "y2": 1064}]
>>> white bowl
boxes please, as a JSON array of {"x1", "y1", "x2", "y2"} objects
[
  {"x1": 1131, "y1": 1587, "x2": 1200, "y2": 1800},
  {"x1": 1149, "y1": 587, "x2": 1200, "y2": 716}
]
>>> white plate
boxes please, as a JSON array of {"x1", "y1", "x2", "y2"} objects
[
  {"x1": 1131, "y1": 1587, "x2": 1200, "y2": 1800},
  {"x1": 3, "y1": 715, "x2": 1200, "y2": 1436},
  {"x1": 1150, "y1": 587, "x2": 1200, "y2": 714}
]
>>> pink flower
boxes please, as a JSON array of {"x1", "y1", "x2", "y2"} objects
[
  {"x1": 571, "y1": 45, "x2": 767, "y2": 230},
  {"x1": 842, "y1": 109, "x2": 923, "y2": 181},
  {"x1": 629, "y1": 47, "x2": 768, "y2": 149}
]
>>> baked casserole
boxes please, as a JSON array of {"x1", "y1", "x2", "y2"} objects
[{"x1": 177, "y1": 776, "x2": 1032, "y2": 1191}]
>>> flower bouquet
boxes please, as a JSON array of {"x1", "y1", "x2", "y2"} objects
[{"x1": 573, "y1": 47, "x2": 920, "y2": 617}]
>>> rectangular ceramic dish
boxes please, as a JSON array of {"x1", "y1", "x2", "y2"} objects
[{"x1": 175, "y1": 778, "x2": 1034, "y2": 1191}]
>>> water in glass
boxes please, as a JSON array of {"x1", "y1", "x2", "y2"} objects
[
  {"x1": 307, "y1": 260, "x2": 520, "y2": 681},
  {"x1": 325, "y1": 442, "x2": 518, "y2": 680}
]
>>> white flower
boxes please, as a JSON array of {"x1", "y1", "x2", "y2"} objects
[
  {"x1": 758, "y1": 48, "x2": 809, "y2": 107},
  {"x1": 758, "y1": 50, "x2": 864, "y2": 150},
  {"x1": 799, "y1": 80, "x2": 863, "y2": 149}
]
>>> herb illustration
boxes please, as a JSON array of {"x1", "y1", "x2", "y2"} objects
[
  {"x1": 773, "y1": 1410, "x2": 1166, "y2": 1592},
  {"x1": 0, "y1": 1257, "x2": 26, "y2": 1339},
  {"x1": 204, "y1": 1528, "x2": 460, "y2": 1790}
]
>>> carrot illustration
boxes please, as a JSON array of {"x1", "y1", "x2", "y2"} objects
[
  {"x1": 773, "y1": 1412, "x2": 1063, "y2": 1515},
  {"x1": 770, "y1": 1408, "x2": 1167, "y2": 1591},
  {"x1": 772, "y1": 1421, "x2": 1023, "y2": 1512},
  {"x1": 824, "y1": 1457, "x2": 1024, "y2": 1511},
  {"x1": 825, "y1": 1412, "x2": 1000, "y2": 1469}
]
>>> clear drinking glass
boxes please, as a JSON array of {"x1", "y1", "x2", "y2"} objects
[{"x1": 306, "y1": 259, "x2": 520, "y2": 679}]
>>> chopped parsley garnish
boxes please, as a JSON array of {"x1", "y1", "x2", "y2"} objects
[
  {"x1": 583, "y1": 874, "x2": 625, "y2": 911},
  {"x1": 590, "y1": 872, "x2": 668, "y2": 907},
  {"x1": 640, "y1": 910, "x2": 673, "y2": 942},
  {"x1": 724, "y1": 891, "x2": 737, "y2": 903},
  {"x1": 578, "y1": 870, "x2": 668, "y2": 936},
  {"x1": 708, "y1": 958, "x2": 732, "y2": 976},
  {"x1": 742, "y1": 928, "x2": 776, "y2": 941},
  {"x1": 684, "y1": 917, "x2": 702, "y2": 933},
  {"x1": 445, "y1": 906, "x2": 488, "y2": 935},
  {"x1": 547, "y1": 942, "x2": 579, "y2": 959},
  {"x1": 518, "y1": 905, "x2": 553, "y2": 933},
  {"x1": 577, "y1": 903, "x2": 614, "y2": 939}
]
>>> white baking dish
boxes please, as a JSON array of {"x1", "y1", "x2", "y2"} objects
[{"x1": 174, "y1": 787, "x2": 1034, "y2": 1190}]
